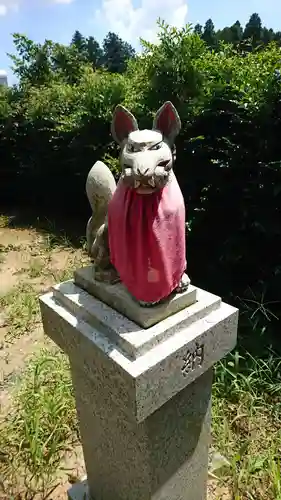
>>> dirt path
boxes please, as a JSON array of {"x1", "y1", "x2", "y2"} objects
[{"x1": 0, "y1": 224, "x2": 87, "y2": 394}]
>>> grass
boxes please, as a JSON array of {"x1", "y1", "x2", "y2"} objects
[
  {"x1": 42, "y1": 231, "x2": 75, "y2": 252},
  {"x1": 27, "y1": 258, "x2": 46, "y2": 278},
  {"x1": 38, "y1": 219, "x2": 86, "y2": 253},
  {"x1": 0, "y1": 215, "x2": 10, "y2": 228},
  {"x1": 0, "y1": 282, "x2": 41, "y2": 340},
  {"x1": 0, "y1": 251, "x2": 5, "y2": 264},
  {"x1": 212, "y1": 350, "x2": 281, "y2": 499},
  {"x1": 48, "y1": 253, "x2": 89, "y2": 283},
  {"x1": 0, "y1": 350, "x2": 79, "y2": 497},
  {"x1": 0, "y1": 243, "x2": 25, "y2": 264}
]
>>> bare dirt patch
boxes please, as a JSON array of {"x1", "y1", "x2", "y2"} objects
[
  {"x1": 0, "y1": 221, "x2": 87, "y2": 398},
  {"x1": 0, "y1": 226, "x2": 38, "y2": 246},
  {"x1": 0, "y1": 228, "x2": 43, "y2": 294},
  {"x1": 207, "y1": 480, "x2": 231, "y2": 499}
]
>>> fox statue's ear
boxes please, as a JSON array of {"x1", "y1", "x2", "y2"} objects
[
  {"x1": 153, "y1": 101, "x2": 181, "y2": 145},
  {"x1": 111, "y1": 105, "x2": 139, "y2": 145}
]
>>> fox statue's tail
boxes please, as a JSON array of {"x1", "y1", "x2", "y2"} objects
[{"x1": 86, "y1": 161, "x2": 116, "y2": 259}]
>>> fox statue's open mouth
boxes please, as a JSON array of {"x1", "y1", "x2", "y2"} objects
[
  {"x1": 122, "y1": 169, "x2": 170, "y2": 193},
  {"x1": 136, "y1": 185, "x2": 156, "y2": 195},
  {"x1": 133, "y1": 177, "x2": 157, "y2": 194},
  {"x1": 134, "y1": 178, "x2": 155, "y2": 189}
]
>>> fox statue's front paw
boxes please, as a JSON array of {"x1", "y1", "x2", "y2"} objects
[
  {"x1": 94, "y1": 265, "x2": 120, "y2": 284},
  {"x1": 138, "y1": 273, "x2": 191, "y2": 307},
  {"x1": 138, "y1": 298, "x2": 161, "y2": 307},
  {"x1": 175, "y1": 273, "x2": 190, "y2": 293}
]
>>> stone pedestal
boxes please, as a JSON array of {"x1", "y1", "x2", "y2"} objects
[{"x1": 39, "y1": 266, "x2": 238, "y2": 500}]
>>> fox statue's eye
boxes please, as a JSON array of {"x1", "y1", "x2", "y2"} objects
[{"x1": 150, "y1": 142, "x2": 162, "y2": 151}]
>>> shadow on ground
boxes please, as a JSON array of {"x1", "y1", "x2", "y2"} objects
[{"x1": 0, "y1": 205, "x2": 87, "y2": 249}]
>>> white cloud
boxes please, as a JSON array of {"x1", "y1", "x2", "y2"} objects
[
  {"x1": 0, "y1": 1, "x2": 19, "y2": 15},
  {"x1": 0, "y1": 0, "x2": 75, "y2": 16},
  {"x1": 94, "y1": 0, "x2": 188, "y2": 46},
  {"x1": 0, "y1": 4, "x2": 7, "y2": 15}
]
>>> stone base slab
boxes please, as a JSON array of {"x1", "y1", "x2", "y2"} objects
[
  {"x1": 74, "y1": 266, "x2": 197, "y2": 328},
  {"x1": 52, "y1": 280, "x2": 220, "y2": 359}
]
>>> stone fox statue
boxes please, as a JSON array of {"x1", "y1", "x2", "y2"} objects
[{"x1": 86, "y1": 101, "x2": 190, "y2": 306}]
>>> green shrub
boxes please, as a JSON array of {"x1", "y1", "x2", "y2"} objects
[{"x1": 1, "y1": 22, "x2": 280, "y2": 352}]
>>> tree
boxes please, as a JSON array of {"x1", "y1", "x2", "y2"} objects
[
  {"x1": 71, "y1": 30, "x2": 88, "y2": 60},
  {"x1": 230, "y1": 21, "x2": 243, "y2": 45},
  {"x1": 217, "y1": 27, "x2": 234, "y2": 44},
  {"x1": 51, "y1": 43, "x2": 86, "y2": 84},
  {"x1": 243, "y1": 13, "x2": 262, "y2": 48},
  {"x1": 202, "y1": 19, "x2": 217, "y2": 49},
  {"x1": 9, "y1": 34, "x2": 53, "y2": 86},
  {"x1": 217, "y1": 21, "x2": 243, "y2": 45},
  {"x1": 194, "y1": 24, "x2": 203, "y2": 37},
  {"x1": 273, "y1": 31, "x2": 281, "y2": 45},
  {"x1": 103, "y1": 32, "x2": 135, "y2": 73},
  {"x1": 262, "y1": 27, "x2": 274, "y2": 45},
  {"x1": 9, "y1": 33, "x2": 90, "y2": 87},
  {"x1": 87, "y1": 36, "x2": 103, "y2": 69}
]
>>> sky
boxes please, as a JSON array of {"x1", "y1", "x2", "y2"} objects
[{"x1": 1, "y1": 0, "x2": 281, "y2": 83}]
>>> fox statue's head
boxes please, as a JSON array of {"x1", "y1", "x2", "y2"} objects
[{"x1": 111, "y1": 101, "x2": 181, "y2": 195}]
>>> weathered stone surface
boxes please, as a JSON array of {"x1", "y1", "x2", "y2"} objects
[
  {"x1": 74, "y1": 266, "x2": 197, "y2": 328},
  {"x1": 71, "y1": 366, "x2": 212, "y2": 500},
  {"x1": 40, "y1": 283, "x2": 238, "y2": 422},
  {"x1": 40, "y1": 279, "x2": 238, "y2": 500}
]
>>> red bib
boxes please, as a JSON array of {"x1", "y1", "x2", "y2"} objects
[{"x1": 108, "y1": 175, "x2": 186, "y2": 303}]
